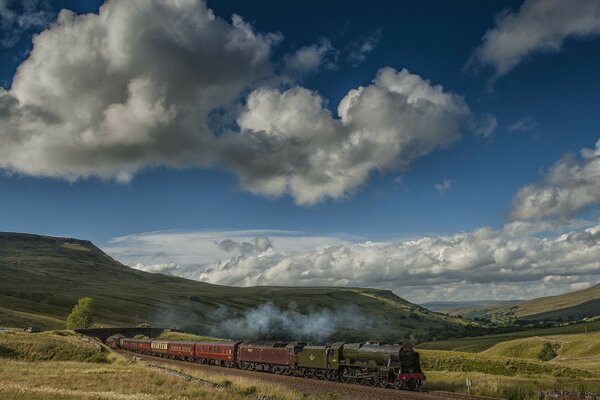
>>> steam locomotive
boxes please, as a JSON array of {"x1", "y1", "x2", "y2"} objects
[{"x1": 118, "y1": 337, "x2": 425, "y2": 390}]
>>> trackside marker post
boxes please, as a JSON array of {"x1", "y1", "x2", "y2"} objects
[{"x1": 465, "y1": 378, "x2": 472, "y2": 395}]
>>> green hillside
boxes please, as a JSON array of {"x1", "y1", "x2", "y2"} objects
[
  {"x1": 462, "y1": 283, "x2": 600, "y2": 322},
  {"x1": 482, "y1": 331, "x2": 600, "y2": 371},
  {"x1": 418, "y1": 318, "x2": 600, "y2": 352},
  {"x1": 0, "y1": 232, "x2": 466, "y2": 341}
]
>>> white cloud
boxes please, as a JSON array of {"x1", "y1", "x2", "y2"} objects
[
  {"x1": 347, "y1": 30, "x2": 381, "y2": 65},
  {"x1": 435, "y1": 179, "x2": 455, "y2": 193},
  {"x1": 103, "y1": 222, "x2": 600, "y2": 303},
  {"x1": 104, "y1": 229, "x2": 353, "y2": 269},
  {"x1": 570, "y1": 282, "x2": 592, "y2": 291},
  {"x1": 0, "y1": 0, "x2": 52, "y2": 47},
  {"x1": 470, "y1": 0, "x2": 600, "y2": 79},
  {"x1": 234, "y1": 67, "x2": 470, "y2": 204},
  {"x1": 510, "y1": 139, "x2": 600, "y2": 220},
  {"x1": 0, "y1": 0, "x2": 279, "y2": 181},
  {"x1": 475, "y1": 114, "x2": 498, "y2": 137},
  {"x1": 0, "y1": 0, "x2": 475, "y2": 205},
  {"x1": 508, "y1": 117, "x2": 537, "y2": 132},
  {"x1": 284, "y1": 38, "x2": 336, "y2": 75}
]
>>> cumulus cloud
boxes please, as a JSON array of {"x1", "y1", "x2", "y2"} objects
[
  {"x1": 0, "y1": 0, "x2": 475, "y2": 205},
  {"x1": 470, "y1": 0, "x2": 600, "y2": 79},
  {"x1": 510, "y1": 140, "x2": 600, "y2": 220},
  {"x1": 105, "y1": 223, "x2": 600, "y2": 303},
  {"x1": 197, "y1": 223, "x2": 600, "y2": 302},
  {"x1": 104, "y1": 229, "x2": 352, "y2": 271},
  {"x1": 435, "y1": 179, "x2": 455, "y2": 193},
  {"x1": 283, "y1": 38, "x2": 336, "y2": 75},
  {"x1": 0, "y1": 0, "x2": 279, "y2": 181},
  {"x1": 233, "y1": 67, "x2": 470, "y2": 204}
]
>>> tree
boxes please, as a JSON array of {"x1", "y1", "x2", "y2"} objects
[{"x1": 66, "y1": 297, "x2": 95, "y2": 329}]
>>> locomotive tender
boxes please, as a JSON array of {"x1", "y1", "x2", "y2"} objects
[{"x1": 119, "y1": 337, "x2": 425, "y2": 390}]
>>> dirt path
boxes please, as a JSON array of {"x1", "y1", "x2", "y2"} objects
[{"x1": 115, "y1": 349, "x2": 497, "y2": 400}]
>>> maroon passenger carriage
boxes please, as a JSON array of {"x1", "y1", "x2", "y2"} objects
[
  {"x1": 168, "y1": 341, "x2": 195, "y2": 360},
  {"x1": 120, "y1": 338, "x2": 151, "y2": 353},
  {"x1": 194, "y1": 341, "x2": 240, "y2": 367}
]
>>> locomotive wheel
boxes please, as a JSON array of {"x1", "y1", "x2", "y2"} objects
[
  {"x1": 340, "y1": 373, "x2": 352, "y2": 384},
  {"x1": 406, "y1": 378, "x2": 417, "y2": 390}
]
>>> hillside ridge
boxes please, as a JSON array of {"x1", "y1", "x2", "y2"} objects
[{"x1": 0, "y1": 232, "x2": 466, "y2": 341}]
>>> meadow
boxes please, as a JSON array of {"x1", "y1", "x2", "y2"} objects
[
  {"x1": 3, "y1": 328, "x2": 600, "y2": 399},
  {"x1": 418, "y1": 319, "x2": 600, "y2": 352},
  {"x1": 0, "y1": 330, "x2": 334, "y2": 400},
  {"x1": 418, "y1": 330, "x2": 600, "y2": 398}
]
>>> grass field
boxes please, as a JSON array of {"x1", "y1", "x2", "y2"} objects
[
  {"x1": 0, "y1": 329, "x2": 103, "y2": 362},
  {"x1": 417, "y1": 328, "x2": 600, "y2": 398},
  {"x1": 0, "y1": 330, "x2": 331, "y2": 400},
  {"x1": 418, "y1": 319, "x2": 600, "y2": 352},
  {"x1": 3, "y1": 327, "x2": 600, "y2": 399}
]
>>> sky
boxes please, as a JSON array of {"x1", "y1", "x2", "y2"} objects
[{"x1": 1, "y1": 0, "x2": 600, "y2": 303}]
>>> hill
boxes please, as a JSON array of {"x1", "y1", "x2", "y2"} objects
[
  {"x1": 465, "y1": 283, "x2": 600, "y2": 322},
  {"x1": 0, "y1": 232, "x2": 467, "y2": 341},
  {"x1": 417, "y1": 318, "x2": 600, "y2": 352},
  {"x1": 422, "y1": 300, "x2": 523, "y2": 314}
]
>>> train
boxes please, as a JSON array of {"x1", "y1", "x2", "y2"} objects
[{"x1": 117, "y1": 337, "x2": 425, "y2": 390}]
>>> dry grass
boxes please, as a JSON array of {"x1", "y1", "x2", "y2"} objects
[
  {"x1": 155, "y1": 331, "x2": 227, "y2": 342},
  {"x1": 425, "y1": 371, "x2": 600, "y2": 400},
  {"x1": 0, "y1": 358, "x2": 299, "y2": 400}
]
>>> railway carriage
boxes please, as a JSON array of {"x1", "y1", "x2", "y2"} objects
[
  {"x1": 167, "y1": 341, "x2": 194, "y2": 360},
  {"x1": 150, "y1": 340, "x2": 169, "y2": 356},
  {"x1": 120, "y1": 338, "x2": 151, "y2": 353},
  {"x1": 194, "y1": 341, "x2": 240, "y2": 367}
]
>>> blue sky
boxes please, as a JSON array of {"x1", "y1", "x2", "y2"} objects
[{"x1": 2, "y1": 0, "x2": 600, "y2": 301}]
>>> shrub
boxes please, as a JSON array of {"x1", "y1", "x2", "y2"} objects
[
  {"x1": 86, "y1": 352, "x2": 111, "y2": 363},
  {"x1": 238, "y1": 386, "x2": 257, "y2": 395},
  {"x1": 538, "y1": 342, "x2": 557, "y2": 361}
]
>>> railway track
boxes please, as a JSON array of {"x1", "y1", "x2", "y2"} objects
[{"x1": 116, "y1": 350, "x2": 497, "y2": 400}]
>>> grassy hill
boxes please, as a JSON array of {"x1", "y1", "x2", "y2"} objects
[
  {"x1": 481, "y1": 331, "x2": 600, "y2": 372},
  {"x1": 0, "y1": 232, "x2": 467, "y2": 341},
  {"x1": 422, "y1": 300, "x2": 523, "y2": 315},
  {"x1": 418, "y1": 329, "x2": 600, "y2": 398},
  {"x1": 510, "y1": 284, "x2": 600, "y2": 321},
  {"x1": 462, "y1": 283, "x2": 600, "y2": 322},
  {"x1": 418, "y1": 318, "x2": 600, "y2": 352}
]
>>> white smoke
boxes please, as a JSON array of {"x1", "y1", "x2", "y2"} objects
[{"x1": 211, "y1": 302, "x2": 370, "y2": 341}]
